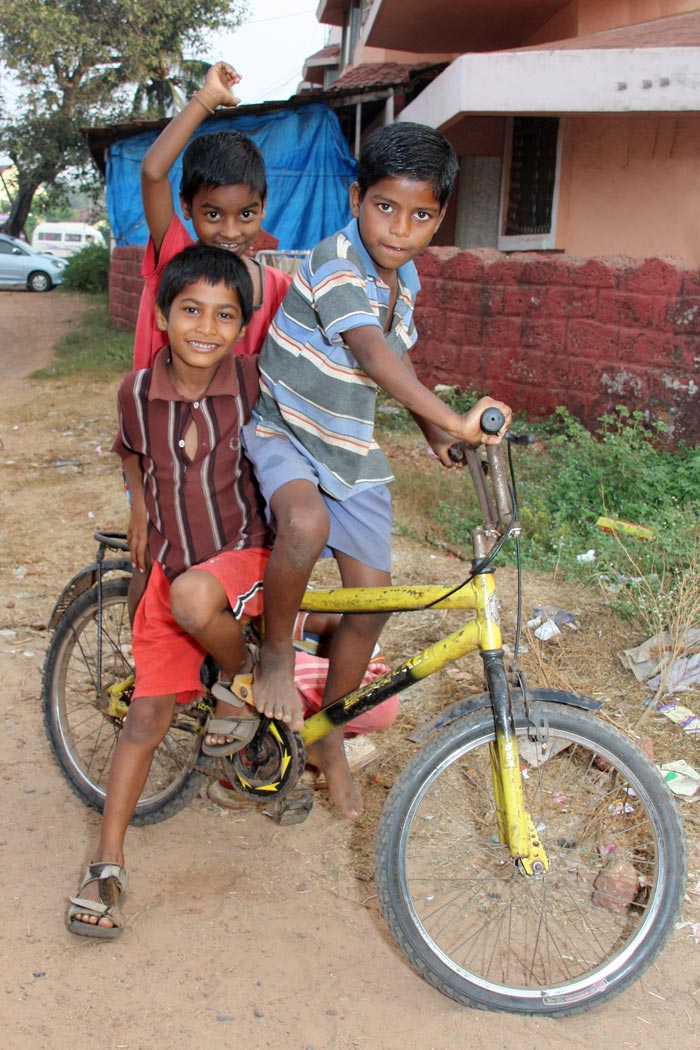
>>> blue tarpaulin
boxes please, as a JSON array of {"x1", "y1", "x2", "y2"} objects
[{"x1": 106, "y1": 103, "x2": 357, "y2": 251}]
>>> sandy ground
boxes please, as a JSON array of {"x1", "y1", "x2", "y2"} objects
[{"x1": 1, "y1": 288, "x2": 699, "y2": 1050}]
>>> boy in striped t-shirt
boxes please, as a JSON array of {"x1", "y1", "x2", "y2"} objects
[{"x1": 242, "y1": 122, "x2": 512, "y2": 819}]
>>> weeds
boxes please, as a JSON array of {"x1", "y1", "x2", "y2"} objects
[{"x1": 380, "y1": 394, "x2": 700, "y2": 641}]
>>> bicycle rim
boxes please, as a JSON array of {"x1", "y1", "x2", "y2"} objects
[
  {"x1": 376, "y1": 703, "x2": 685, "y2": 1015},
  {"x1": 43, "y1": 579, "x2": 201, "y2": 817}
]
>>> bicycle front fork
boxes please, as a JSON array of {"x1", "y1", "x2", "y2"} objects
[{"x1": 482, "y1": 650, "x2": 549, "y2": 876}]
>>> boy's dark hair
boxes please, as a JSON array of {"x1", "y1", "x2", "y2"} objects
[
  {"x1": 357, "y1": 122, "x2": 458, "y2": 208},
  {"x1": 156, "y1": 244, "x2": 254, "y2": 325},
  {"x1": 180, "y1": 130, "x2": 267, "y2": 206}
]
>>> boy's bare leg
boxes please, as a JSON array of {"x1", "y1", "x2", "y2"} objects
[
  {"x1": 306, "y1": 551, "x2": 390, "y2": 820},
  {"x1": 169, "y1": 568, "x2": 258, "y2": 747},
  {"x1": 70, "y1": 693, "x2": 177, "y2": 929},
  {"x1": 253, "y1": 480, "x2": 330, "y2": 730}
]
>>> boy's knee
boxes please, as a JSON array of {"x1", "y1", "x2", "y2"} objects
[
  {"x1": 272, "y1": 492, "x2": 330, "y2": 567},
  {"x1": 170, "y1": 571, "x2": 217, "y2": 634},
  {"x1": 123, "y1": 698, "x2": 172, "y2": 748}
]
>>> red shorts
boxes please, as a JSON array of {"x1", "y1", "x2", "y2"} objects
[{"x1": 132, "y1": 550, "x2": 269, "y2": 704}]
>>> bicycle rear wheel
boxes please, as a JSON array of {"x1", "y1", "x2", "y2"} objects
[
  {"x1": 42, "y1": 577, "x2": 206, "y2": 824},
  {"x1": 375, "y1": 701, "x2": 686, "y2": 1015}
]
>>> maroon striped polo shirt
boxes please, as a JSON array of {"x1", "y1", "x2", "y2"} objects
[{"x1": 113, "y1": 347, "x2": 271, "y2": 578}]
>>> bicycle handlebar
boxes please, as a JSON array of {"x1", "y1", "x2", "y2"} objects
[{"x1": 447, "y1": 408, "x2": 513, "y2": 532}]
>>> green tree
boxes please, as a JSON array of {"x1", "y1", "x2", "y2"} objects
[
  {"x1": 0, "y1": 0, "x2": 249, "y2": 236},
  {"x1": 131, "y1": 57, "x2": 213, "y2": 119}
]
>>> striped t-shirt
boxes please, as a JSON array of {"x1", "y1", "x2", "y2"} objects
[
  {"x1": 251, "y1": 218, "x2": 421, "y2": 500},
  {"x1": 113, "y1": 348, "x2": 270, "y2": 578}
]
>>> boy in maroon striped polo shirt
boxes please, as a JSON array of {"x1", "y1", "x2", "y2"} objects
[{"x1": 67, "y1": 245, "x2": 272, "y2": 938}]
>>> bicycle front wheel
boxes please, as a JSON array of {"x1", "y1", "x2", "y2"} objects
[
  {"x1": 42, "y1": 577, "x2": 205, "y2": 824},
  {"x1": 375, "y1": 701, "x2": 686, "y2": 1016}
]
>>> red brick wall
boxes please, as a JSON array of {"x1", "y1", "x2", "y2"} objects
[
  {"x1": 109, "y1": 247, "x2": 144, "y2": 333},
  {"x1": 413, "y1": 249, "x2": 700, "y2": 445},
  {"x1": 108, "y1": 244, "x2": 700, "y2": 444}
]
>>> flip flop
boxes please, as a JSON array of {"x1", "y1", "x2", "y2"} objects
[{"x1": 66, "y1": 861, "x2": 127, "y2": 939}]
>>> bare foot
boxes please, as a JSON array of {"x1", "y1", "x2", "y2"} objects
[
  {"x1": 307, "y1": 731, "x2": 363, "y2": 819},
  {"x1": 252, "y1": 647, "x2": 304, "y2": 730}
]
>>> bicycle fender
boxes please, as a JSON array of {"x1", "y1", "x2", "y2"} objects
[
  {"x1": 406, "y1": 687, "x2": 602, "y2": 743},
  {"x1": 47, "y1": 559, "x2": 132, "y2": 628}
]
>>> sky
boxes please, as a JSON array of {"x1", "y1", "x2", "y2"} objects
[{"x1": 202, "y1": 1, "x2": 328, "y2": 104}]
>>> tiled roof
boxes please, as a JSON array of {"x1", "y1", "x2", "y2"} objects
[
  {"x1": 329, "y1": 61, "x2": 433, "y2": 91},
  {"x1": 305, "y1": 44, "x2": 340, "y2": 64},
  {"x1": 521, "y1": 11, "x2": 700, "y2": 51}
]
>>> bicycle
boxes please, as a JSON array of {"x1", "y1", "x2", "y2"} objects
[{"x1": 41, "y1": 408, "x2": 687, "y2": 1016}]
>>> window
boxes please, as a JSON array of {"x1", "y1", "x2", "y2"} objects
[
  {"x1": 498, "y1": 117, "x2": 561, "y2": 251},
  {"x1": 65, "y1": 233, "x2": 82, "y2": 243},
  {"x1": 38, "y1": 231, "x2": 62, "y2": 242}
]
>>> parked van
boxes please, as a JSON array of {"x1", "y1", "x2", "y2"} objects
[{"x1": 31, "y1": 222, "x2": 105, "y2": 259}]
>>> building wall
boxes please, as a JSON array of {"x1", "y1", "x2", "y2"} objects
[
  {"x1": 556, "y1": 113, "x2": 700, "y2": 265},
  {"x1": 412, "y1": 247, "x2": 700, "y2": 444},
  {"x1": 525, "y1": 0, "x2": 696, "y2": 44}
]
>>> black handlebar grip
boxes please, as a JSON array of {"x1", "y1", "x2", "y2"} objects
[{"x1": 481, "y1": 406, "x2": 506, "y2": 435}]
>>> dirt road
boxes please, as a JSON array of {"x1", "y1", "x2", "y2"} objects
[{"x1": 1, "y1": 289, "x2": 698, "y2": 1049}]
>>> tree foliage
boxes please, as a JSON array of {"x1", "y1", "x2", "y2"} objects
[{"x1": 0, "y1": 0, "x2": 249, "y2": 235}]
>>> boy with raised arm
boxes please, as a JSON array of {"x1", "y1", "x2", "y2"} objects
[
  {"x1": 136, "y1": 59, "x2": 292, "y2": 371},
  {"x1": 242, "y1": 122, "x2": 512, "y2": 819}
]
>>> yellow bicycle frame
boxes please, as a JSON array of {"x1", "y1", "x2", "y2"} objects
[{"x1": 298, "y1": 570, "x2": 548, "y2": 875}]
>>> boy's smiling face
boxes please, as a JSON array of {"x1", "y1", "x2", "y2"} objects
[
  {"x1": 156, "y1": 278, "x2": 246, "y2": 375},
  {"x1": 181, "y1": 183, "x2": 266, "y2": 256},
  {"x1": 350, "y1": 176, "x2": 445, "y2": 282}
]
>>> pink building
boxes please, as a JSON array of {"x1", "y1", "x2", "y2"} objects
[
  {"x1": 314, "y1": 1, "x2": 700, "y2": 264},
  {"x1": 309, "y1": 1, "x2": 700, "y2": 441}
]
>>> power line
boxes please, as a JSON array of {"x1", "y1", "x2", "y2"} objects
[{"x1": 245, "y1": 8, "x2": 316, "y2": 25}]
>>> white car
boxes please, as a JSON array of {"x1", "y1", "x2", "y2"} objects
[{"x1": 0, "y1": 233, "x2": 69, "y2": 291}]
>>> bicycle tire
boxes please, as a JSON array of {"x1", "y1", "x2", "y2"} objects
[
  {"x1": 42, "y1": 577, "x2": 206, "y2": 825},
  {"x1": 375, "y1": 701, "x2": 686, "y2": 1016}
]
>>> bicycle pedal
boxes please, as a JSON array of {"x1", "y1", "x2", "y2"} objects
[
  {"x1": 263, "y1": 787, "x2": 314, "y2": 825},
  {"x1": 229, "y1": 672, "x2": 255, "y2": 706}
]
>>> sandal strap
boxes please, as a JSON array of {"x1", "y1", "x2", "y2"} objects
[{"x1": 80, "y1": 861, "x2": 127, "y2": 905}]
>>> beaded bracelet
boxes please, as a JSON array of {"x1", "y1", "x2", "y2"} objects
[{"x1": 192, "y1": 92, "x2": 215, "y2": 116}]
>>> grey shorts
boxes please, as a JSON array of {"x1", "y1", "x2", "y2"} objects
[{"x1": 241, "y1": 424, "x2": 393, "y2": 572}]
